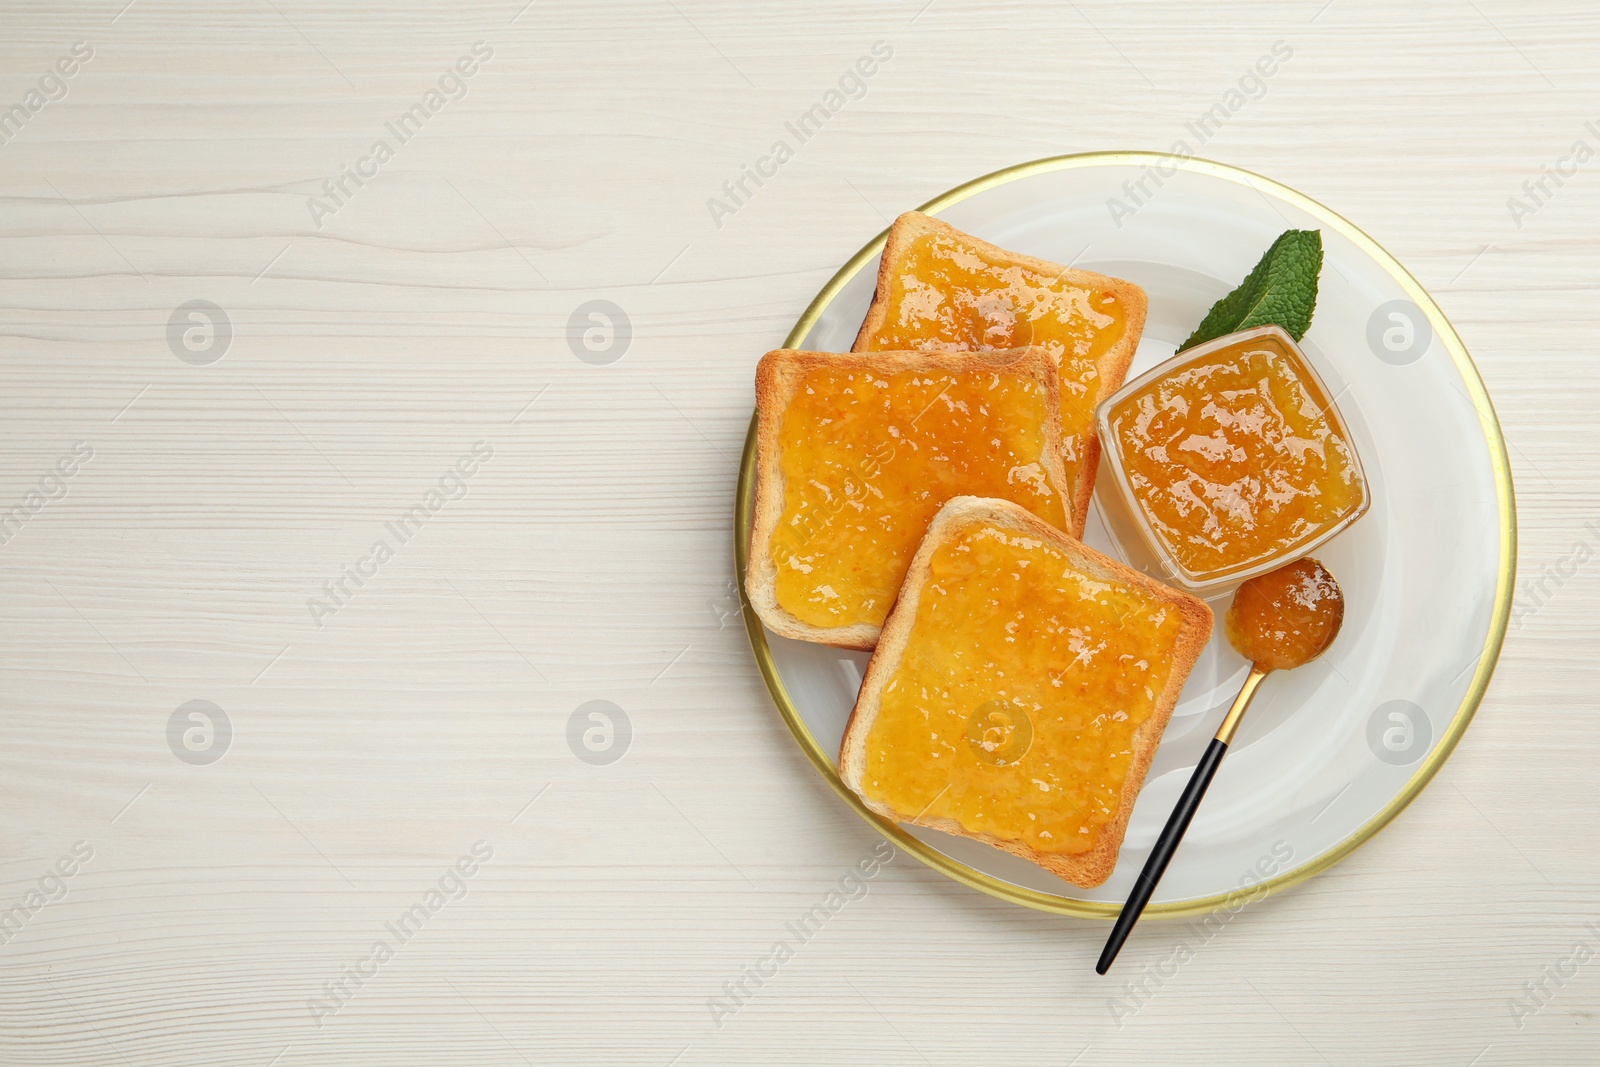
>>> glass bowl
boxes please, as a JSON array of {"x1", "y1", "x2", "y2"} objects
[{"x1": 1093, "y1": 324, "x2": 1371, "y2": 592}]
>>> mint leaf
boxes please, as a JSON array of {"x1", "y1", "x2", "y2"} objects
[{"x1": 1179, "y1": 229, "x2": 1323, "y2": 351}]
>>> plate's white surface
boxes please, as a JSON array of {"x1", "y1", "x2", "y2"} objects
[{"x1": 758, "y1": 160, "x2": 1506, "y2": 909}]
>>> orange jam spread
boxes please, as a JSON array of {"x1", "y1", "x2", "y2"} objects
[
  {"x1": 860, "y1": 521, "x2": 1184, "y2": 855},
  {"x1": 1105, "y1": 333, "x2": 1365, "y2": 582},
  {"x1": 1225, "y1": 557, "x2": 1345, "y2": 672},
  {"x1": 857, "y1": 227, "x2": 1133, "y2": 489},
  {"x1": 772, "y1": 366, "x2": 1065, "y2": 630}
]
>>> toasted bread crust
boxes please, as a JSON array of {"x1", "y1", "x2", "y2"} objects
[
  {"x1": 852, "y1": 211, "x2": 1148, "y2": 538},
  {"x1": 746, "y1": 348, "x2": 1070, "y2": 650},
  {"x1": 838, "y1": 496, "x2": 1212, "y2": 888}
]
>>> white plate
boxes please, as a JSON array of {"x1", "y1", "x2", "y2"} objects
[{"x1": 735, "y1": 153, "x2": 1514, "y2": 917}]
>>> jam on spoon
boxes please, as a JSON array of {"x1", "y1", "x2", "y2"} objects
[{"x1": 1098, "y1": 557, "x2": 1345, "y2": 973}]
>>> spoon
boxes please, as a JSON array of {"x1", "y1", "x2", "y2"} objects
[{"x1": 1097, "y1": 557, "x2": 1345, "y2": 974}]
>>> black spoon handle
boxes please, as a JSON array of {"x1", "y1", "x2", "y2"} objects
[{"x1": 1097, "y1": 736, "x2": 1230, "y2": 975}]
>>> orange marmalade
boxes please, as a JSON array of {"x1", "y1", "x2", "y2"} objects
[
  {"x1": 772, "y1": 366, "x2": 1065, "y2": 630},
  {"x1": 1225, "y1": 557, "x2": 1345, "y2": 672},
  {"x1": 856, "y1": 226, "x2": 1134, "y2": 501},
  {"x1": 860, "y1": 522, "x2": 1183, "y2": 854},
  {"x1": 1104, "y1": 331, "x2": 1366, "y2": 583}
]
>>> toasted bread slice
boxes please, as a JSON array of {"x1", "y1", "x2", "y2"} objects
[
  {"x1": 853, "y1": 211, "x2": 1147, "y2": 538},
  {"x1": 747, "y1": 347, "x2": 1071, "y2": 650},
  {"x1": 840, "y1": 496, "x2": 1211, "y2": 888}
]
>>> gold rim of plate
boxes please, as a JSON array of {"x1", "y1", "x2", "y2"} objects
[{"x1": 733, "y1": 151, "x2": 1517, "y2": 920}]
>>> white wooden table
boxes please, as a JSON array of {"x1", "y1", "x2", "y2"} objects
[{"x1": 2, "y1": 2, "x2": 1595, "y2": 1063}]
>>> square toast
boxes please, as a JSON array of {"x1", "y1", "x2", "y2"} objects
[
  {"x1": 853, "y1": 211, "x2": 1147, "y2": 538},
  {"x1": 839, "y1": 496, "x2": 1211, "y2": 887},
  {"x1": 747, "y1": 347, "x2": 1071, "y2": 650}
]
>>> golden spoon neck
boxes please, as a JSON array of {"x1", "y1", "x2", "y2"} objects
[{"x1": 1215, "y1": 665, "x2": 1272, "y2": 745}]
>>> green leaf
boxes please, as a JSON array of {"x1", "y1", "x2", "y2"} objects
[{"x1": 1178, "y1": 229, "x2": 1323, "y2": 351}]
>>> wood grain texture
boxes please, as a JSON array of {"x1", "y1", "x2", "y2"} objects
[{"x1": 0, "y1": 1, "x2": 1596, "y2": 1064}]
